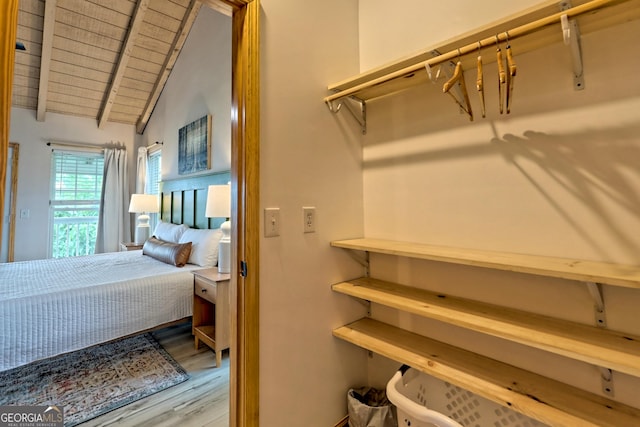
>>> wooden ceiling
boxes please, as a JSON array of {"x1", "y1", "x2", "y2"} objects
[{"x1": 12, "y1": 0, "x2": 227, "y2": 134}]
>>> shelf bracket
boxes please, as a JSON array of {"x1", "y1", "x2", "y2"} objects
[
  {"x1": 585, "y1": 281, "x2": 614, "y2": 397},
  {"x1": 560, "y1": 1, "x2": 585, "y2": 90},
  {"x1": 343, "y1": 249, "x2": 370, "y2": 278},
  {"x1": 326, "y1": 96, "x2": 367, "y2": 135},
  {"x1": 599, "y1": 367, "x2": 615, "y2": 397},
  {"x1": 353, "y1": 298, "x2": 372, "y2": 317},
  {"x1": 585, "y1": 281, "x2": 606, "y2": 328}
]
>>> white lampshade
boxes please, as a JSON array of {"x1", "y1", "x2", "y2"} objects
[
  {"x1": 205, "y1": 185, "x2": 230, "y2": 218},
  {"x1": 206, "y1": 184, "x2": 231, "y2": 273},
  {"x1": 128, "y1": 194, "x2": 159, "y2": 214}
]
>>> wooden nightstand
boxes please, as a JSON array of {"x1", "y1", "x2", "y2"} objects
[
  {"x1": 120, "y1": 242, "x2": 143, "y2": 251},
  {"x1": 192, "y1": 268, "x2": 231, "y2": 367}
]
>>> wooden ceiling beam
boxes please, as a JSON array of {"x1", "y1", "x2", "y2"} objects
[
  {"x1": 98, "y1": 0, "x2": 149, "y2": 129},
  {"x1": 36, "y1": 0, "x2": 56, "y2": 122},
  {"x1": 136, "y1": 0, "x2": 201, "y2": 134}
]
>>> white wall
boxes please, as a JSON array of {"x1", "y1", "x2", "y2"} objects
[
  {"x1": 259, "y1": 0, "x2": 368, "y2": 425},
  {"x1": 142, "y1": 7, "x2": 232, "y2": 178},
  {"x1": 8, "y1": 108, "x2": 138, "y2": 261},
  {"x1": 359, "y1": 0, "x2": 640, "y2": 412}
]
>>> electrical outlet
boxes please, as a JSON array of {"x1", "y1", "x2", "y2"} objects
[
  {"x1": 303, "y1": 207, "x2": 315, "y2": 233},
  {"x1": 264, "y1": 208, "x2": 280, "y2": 237}
]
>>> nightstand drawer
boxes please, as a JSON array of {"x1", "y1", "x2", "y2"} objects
[{"x1": 195, "y1": 277, "x2": 217, "y2": 304}]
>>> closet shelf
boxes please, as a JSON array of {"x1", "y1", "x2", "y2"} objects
[
  {"x1": 325, "y1": 0, "x2": 640, "y2": 105},
  {"x1": 333, "y1": 277, "x2": 640, "y2": 377},
  {"x1": 331, "y1": 238, "x2": 640, "y2": 289},
  {"x1": 333, "y1": 318, "x2": 640, "y2": 427}
]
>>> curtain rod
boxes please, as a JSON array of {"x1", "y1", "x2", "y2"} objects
[
  {"x1": 145, "y1": 140, "x2": 163, "y2": 151},
  {"x1": 46, "y1": 140, "x2": 126, "y2": 151}
]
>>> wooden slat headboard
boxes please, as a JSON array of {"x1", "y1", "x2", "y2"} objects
[{"x1": 159, "y1": 171, "x2": 231, "y2": 230}]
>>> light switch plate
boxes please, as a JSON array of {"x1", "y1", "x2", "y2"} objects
[
  {"x1": 303, "y1": 207, "x2": 315, "y2": 233},
  {"x1": 264, "y1": 208, "x2": 280, "y2": 237}
]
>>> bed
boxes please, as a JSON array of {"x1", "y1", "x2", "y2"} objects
[{"x1": 0, "y1": 171, "x2": 230, "y2": 372}]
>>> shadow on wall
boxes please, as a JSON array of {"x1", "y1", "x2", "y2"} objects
[
  {"x1": 493, "y1": 127, "x2": 640, "y2": 262},
  {"x1": 362, "y1": 119, "x2": 640, "y2": 262}
]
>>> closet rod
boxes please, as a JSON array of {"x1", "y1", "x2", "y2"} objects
[{"x1": 324, "y1": 0, "x2": 622, "y2": 104}]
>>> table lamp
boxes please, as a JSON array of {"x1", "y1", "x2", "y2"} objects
[{"x1": 128, "y1": 194, "x2": 159, "y2": 244}]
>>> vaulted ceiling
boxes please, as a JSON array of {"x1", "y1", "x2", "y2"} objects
[{"x1": 12, "y1": 0, "x2": 228, "y2": 134}]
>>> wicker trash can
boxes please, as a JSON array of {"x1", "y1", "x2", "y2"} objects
[{"x1": 347, "y1": 386, "x2": 397, "y2": 427}]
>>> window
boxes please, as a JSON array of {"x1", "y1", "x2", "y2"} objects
[
  {"x1": 50, "y1": 151, "x2": 104, "y2": 258},
  {"x1": 146, "y1": 149, "x2": 162, "y2": 230}
]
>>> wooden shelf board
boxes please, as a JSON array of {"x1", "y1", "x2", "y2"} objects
[
  {"x1": 333, "y1": 318, "x2": 640, "y2": 427},
  {"x1": 331, "y1": 238, "x2": 640, "y2": 289},
  {"x1": 326, "y1": 0, "x2": 640, "y2": 103},
  {"x1": 333, "y1": 277, "x2": 640, "y2": 377}
]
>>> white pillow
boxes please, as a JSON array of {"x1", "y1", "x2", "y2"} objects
[
  {"x1": 179, "y1": 228, "x2": 223, "y2": 267},
  {"x1": 153, "y1": 221, "x2": 189, "y2": 243}
]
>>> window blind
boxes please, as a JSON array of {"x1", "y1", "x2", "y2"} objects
[
  {"x1": 146, "y1": 150, "x2": 162, "y2": 231},
  {"x1": 50, "y1": 150, "x2": 104, "y2": 258},
  {"x1": 146, "y1": 150, "x2": 161, "y2": 195},
  {"x1": 52, "y1": 151, "x2": 104, "y2": 202}
]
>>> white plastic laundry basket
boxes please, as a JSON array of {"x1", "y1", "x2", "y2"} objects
[
  {"x1": 387, "y1": 366, "x2": 462, "y2": 427},
  {"x1": 386, "y1": 365, "x2": 547, "y2": 427}
]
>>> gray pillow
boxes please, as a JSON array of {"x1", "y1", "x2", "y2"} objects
[{"x1": 142, "y1": 237, "x2": 192, "y2": 267}]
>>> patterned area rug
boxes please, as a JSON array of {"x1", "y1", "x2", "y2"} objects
[{"x1": 0, "y1": 333, "x2": 189, "y2": 426}]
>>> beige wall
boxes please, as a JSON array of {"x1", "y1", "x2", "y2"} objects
[
  {"x1": 358, "y1": 0, "x2": 537, "y2": 72},
  {"x1": 359, "y1": 0, "x2": 640, "y2": 412},
  {"x1": 258, "y1": 0, "x2": 367, "y2": 425}
]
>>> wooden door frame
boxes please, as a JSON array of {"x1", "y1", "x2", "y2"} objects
[
  {"x1": 201, "y1": 0, "x2": 260, "y2": 426},
  {"x1": 5, "y1": 142, "x2": 18, "y2": 262}
]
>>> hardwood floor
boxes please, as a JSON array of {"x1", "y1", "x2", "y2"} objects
[{"x1": 82, "y1": 322, "x2": 229, "y2": 427}]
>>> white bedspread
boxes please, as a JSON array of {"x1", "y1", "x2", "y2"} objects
[{"x1": 0, "y1": 251, "x2": 199, "y2": 371}]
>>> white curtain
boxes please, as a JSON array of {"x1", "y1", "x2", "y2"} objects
[
  {"x1": 95, "y1": 148, "x2": 130, "y2": 253},
  {"x1": 136, "y1": 146, "x2": 147, "y2": 193}
]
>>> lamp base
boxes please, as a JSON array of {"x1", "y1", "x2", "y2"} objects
[
  {"x1": 218, "y1": 220, "x2": 231, "y2": 273},
  {"x1": 135, "y1": 226, "x2": 150, "y2": 245},
  {"x1": 135, "y1": 214, "x2": 151, "y2": 245}
]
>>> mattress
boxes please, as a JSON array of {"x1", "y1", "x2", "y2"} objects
[{"x1": 0, "y1": 250, "x2": 200, "y2": 372}]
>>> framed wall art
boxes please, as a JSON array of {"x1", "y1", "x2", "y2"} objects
[{"x1": 178, "y1": 114, "x2": 212, "y2": 175}]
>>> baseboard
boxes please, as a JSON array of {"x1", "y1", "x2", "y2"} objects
[{"x1": 333, "y1": 414, "x2": 348, "y2": 427}]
